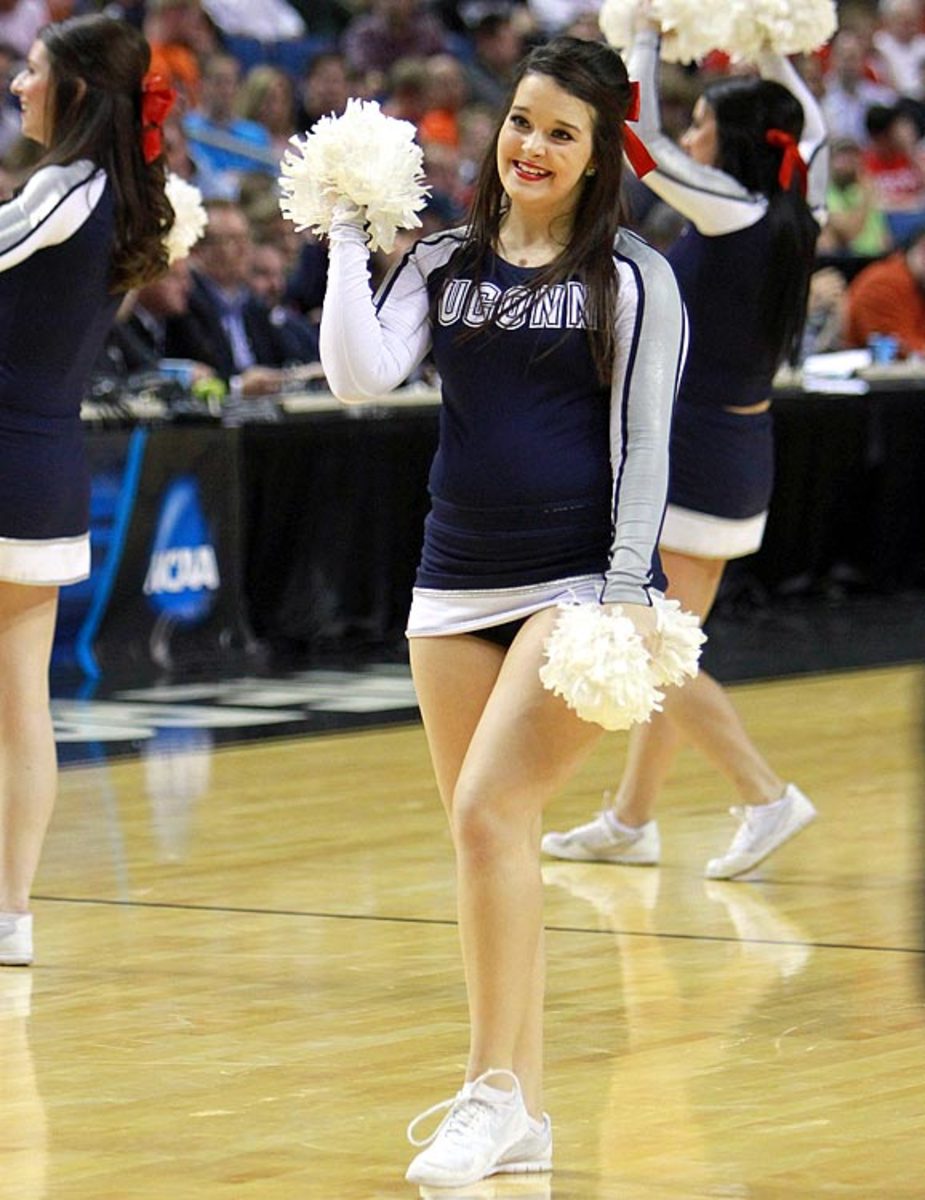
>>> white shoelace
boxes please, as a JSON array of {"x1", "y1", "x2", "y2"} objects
[{"x1": 406, "y1": 1068, "x2": 521, "y2": 1148}]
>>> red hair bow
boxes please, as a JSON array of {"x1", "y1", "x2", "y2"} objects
[
  {"x1": 765, "y1": 128, "x2": 808, "y2": 196},
  {"x1": 623, "y1": 81, "x2": 656, "y2": 179},
  {"x1": 141, "y1": 75, "x2": 176, "y2": 164}
]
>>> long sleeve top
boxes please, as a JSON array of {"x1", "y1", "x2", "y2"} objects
[{"x1": 320, "y1": 221, "x2": 687, "y2": 606}]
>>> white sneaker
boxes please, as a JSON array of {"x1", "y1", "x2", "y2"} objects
[
  {"x1": 406, "y1": 1069, "x2": 531, "y2": 1188},
  {"x1": 494, "y1": 1112, "x2": 552, "y2": 1174},
  {"x1": 0, "y1": 912, "x2": 33, "y2": 966},
  {"x1": 541, "y1": 802, "x2": 659, "y2": 865},
  {"x1": 705, "y1": 785, "x2": 817, "y2": 880}
]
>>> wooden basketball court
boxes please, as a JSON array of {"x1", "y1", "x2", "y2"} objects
[{"x1": 2, "y1": 663, "x2": 923, "y2": 1198}]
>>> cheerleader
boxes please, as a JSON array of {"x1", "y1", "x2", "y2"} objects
[
  {"x1": 319, "y1": 36, "x2": 687, "y2": 1187},
  {"x1": 0, "y1": 16, "x2": 174, "y2": 967},
  {"x1": 543, "y1": 8, "x2": 827, "y2": 879}
]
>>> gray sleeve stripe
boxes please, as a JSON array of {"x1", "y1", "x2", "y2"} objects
[
  {"x1": 0, "y1": 161, "x2": 101, "y2": 265},
  {"x1": 604, "y1": 233, "x2": 687, "y2": 604}
]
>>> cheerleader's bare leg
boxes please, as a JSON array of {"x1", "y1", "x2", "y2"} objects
[
  {"x1": 410, "y1": 607, "x2": 603, "y2": 1113},
  {"x1": 0, "y1": 582, "x2": 59, "y2": 917}
]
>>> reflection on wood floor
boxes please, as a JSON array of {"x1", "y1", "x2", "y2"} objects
[{"x1": 2, "y1": 665, "x2": 923, "y2": 1199}]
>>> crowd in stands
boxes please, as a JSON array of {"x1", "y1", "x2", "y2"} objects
[{"x1": 0, "y1": 0, "x2": 924, "y2": 396}]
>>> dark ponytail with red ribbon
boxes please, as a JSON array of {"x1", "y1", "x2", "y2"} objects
[
  {"x1": 702, "y1": 73, "x2": 819, "y2": 367},
  {"x1": 38, "y1": 15, "x2": 175, "y2": 291}
]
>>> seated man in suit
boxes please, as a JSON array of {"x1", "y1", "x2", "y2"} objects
[{"x1": 164, "y1": 199, "x2": 314, "y2": 395}]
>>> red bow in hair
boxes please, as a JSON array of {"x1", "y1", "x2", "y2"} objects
[
  {"x1": 765, "y1": 128, "x2": 808, "y2": 196},
  {"x1": 141, "y1": 75, "x2": 176, "y2": 164},
  {"x1": 623, "y1": 81, "x2": 656, "y2": 179}
]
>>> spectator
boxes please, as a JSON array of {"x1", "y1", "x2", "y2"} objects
[
  {"x1": 381, "y1": 55, "x2": 429, "y2": 124},
  {"x1": 249, "y1": 239, "x2": 320, "y2": 363},
  {"x1": 464, "y1": 8, "x2": 523, "y2": 111},
  {"x1": 162, "y1": 110, "x2": 234, "y2": 200},
  {"x1": 421, "y1": 138, "x2": 467, "y2": 222},
  {"x1": 284, "y1": 236, "x2": 327, "y2": 323},
  {"x1": 862, "y1": 102, "x2": 925, "y2": 240},
  {"x1": 295, "y1": 50, "x2": 350, "y2": 129},
  {"x1": 101, "y1": 260, "x2": 216, "y2": 381},
  {"x1": 822, "y1": 29, "x2": 896, "y2": 143},
  {"x1": 457, "y1": 100, "x2": 495, "y2": 196},
  {"x1": 236, "y1": 64, "x2": 297, "y2": 159},
  {"x1": 818, "y1": 135, "x2": 893, "y2": 256},
  {"x1": 342, "y1": 0, "x2": 447, "y2": 77},
  {"x1": 0, "y1": 0, "x2": 49, "y2": 58},
  {"x1": 843, "y1": 222, "x2": 925, "y2": 353},
  {"x1": 164, "y1": 200, "x2": 302, "y2": 393},
  {"x1": 873, "y1": 0, "x2": 925, "y2": 99},
  {"x1": 801, "y1": 266, "x2": 848, "y2": 357},
  {"x1": 183, "y1": 52, "x2": 277, "y2": 193},
  {"x1": 143, "y1": 0, "x2": 203, "y2": 107},
  {"x1": 419, "y1": 52, "x2": 469, "y2": 145}
]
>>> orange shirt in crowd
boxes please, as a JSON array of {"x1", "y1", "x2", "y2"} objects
[{"x1": 844, "y1": 251, "x2": 925, "y2": 354}]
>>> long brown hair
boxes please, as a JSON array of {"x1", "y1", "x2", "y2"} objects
[
  {"x1": 450, "y1": 36, "x2": 635, "y2": 383},
  {"x1": 39, "y1": 15, "x2": 175, "y2": 291}
]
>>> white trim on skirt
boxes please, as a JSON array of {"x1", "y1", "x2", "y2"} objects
[
  {"x1": 0, "y1": 532, "x2": 90, "y2": 585},
  {"x1": 406, "y1": 574, "x2": 605, "y2": 637},
  {"x1": 660, "y1": 504, "x2": 767, "y2": 560}
]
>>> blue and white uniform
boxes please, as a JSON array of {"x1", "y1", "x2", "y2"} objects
[
  {"x1": 629, "y1": 31, "x2": 828, "y2": 558},
  {"x1": 320, "y1": 220, "x2": 687, "y2": 638},
  {"x1": 0, "y1": 160, "x2": 119, "y2": 585}
]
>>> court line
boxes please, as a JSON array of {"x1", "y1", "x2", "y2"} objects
[{"x1": 31, "y1": 892, "x2": 925, "y2": 956}]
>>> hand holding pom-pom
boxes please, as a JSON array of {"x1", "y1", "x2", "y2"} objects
[
  {"x1": 539, "y1": 600, "x2": 705, "y2": 731},
  {"x1": 539, "y1": 604, "x2": 665, "y2": 731},
  {"x1": 164, "y1": 173, "x2": 207, "y2": 265},
  {"x1": 278, "y1": 98, "x2": 429, "y2": 254}
]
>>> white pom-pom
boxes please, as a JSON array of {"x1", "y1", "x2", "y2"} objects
[
  {"x1": 599, "y1": 0, "x2": 733, "y2": 63},
  {"x1": 725, "y1": 0, "x2": 837, "y2": 60},
  {"x1": 539, "y1": 604, "x2": 664, "y2": 731},
  {"x1": 539, "y1": 600, "x2": 705, "y2": 731},
  {"x1": 647, "y1": 597, "x2": 707, "y2": 688},
  {"x1": 164, "y1": 173, "x2": 207, "y2": 265},
  {"x1": 278, "y1": 98, "x2": 429, "y2": 254}
]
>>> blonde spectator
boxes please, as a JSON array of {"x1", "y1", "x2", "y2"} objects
[{"x1": 236, "y1": 65, "x2": 297, "y2": 159}]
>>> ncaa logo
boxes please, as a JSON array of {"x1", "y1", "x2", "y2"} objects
[{"x1": 143, "y1": 476, "x2": 220, "y2": 623}]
